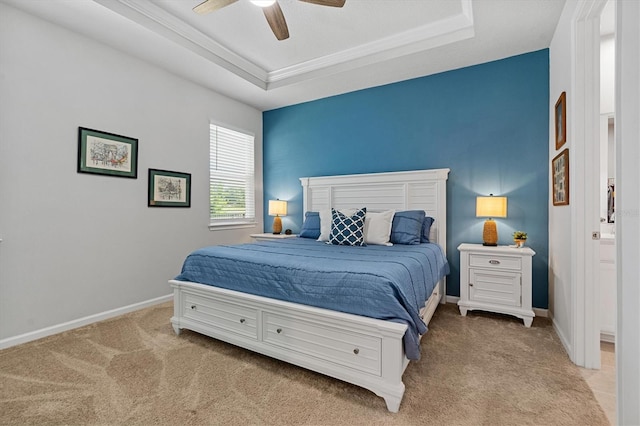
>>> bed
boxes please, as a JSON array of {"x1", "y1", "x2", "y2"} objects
[{"x1": 169, "y1": 168, "x2": 450, "y2": 412}]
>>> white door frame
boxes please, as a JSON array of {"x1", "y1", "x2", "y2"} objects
[
  {"x1": 615, "y1": 1, "x2": 640, "y2": 423},
  {"x1": 571, "y1": 0, "x2": 607, "y2": 369}
]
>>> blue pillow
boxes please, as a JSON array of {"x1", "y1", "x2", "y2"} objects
[
  {"x1": 421, "y1": 216, "x2": 435, "y2": 243},
  {"x1": 299, "y1": 211, "x2": 321, "y2": 239},
  {"x1": 390, "y1": 210, "x2": 424, "y2": 245},
  {"x1": 329, "y1": 207, "x2": 366, "y2": 246}
]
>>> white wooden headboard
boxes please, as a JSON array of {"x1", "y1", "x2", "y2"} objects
[{"x1": 299, "y1": 169, "x2": 450, "y2": 250}]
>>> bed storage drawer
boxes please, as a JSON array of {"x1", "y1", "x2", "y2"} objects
[
  {"x1": 183, "y1": 293, "x2": 258, "y2": 340},
  {"x1": 262, "y1": 311, "x2": 382, "y2": 376}
]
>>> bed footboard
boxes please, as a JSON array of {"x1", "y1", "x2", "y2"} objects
[{"x1": 170, "y1": 279, "x2": 413, "y2": 412}]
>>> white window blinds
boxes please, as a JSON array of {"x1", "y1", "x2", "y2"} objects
[{"x1": 209, "y1": 124, "x2": 255, "y2": 224}]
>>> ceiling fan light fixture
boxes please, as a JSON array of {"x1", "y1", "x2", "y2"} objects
[{"x1": 250, "y1": 0, "x2": 276, "y2": 7}]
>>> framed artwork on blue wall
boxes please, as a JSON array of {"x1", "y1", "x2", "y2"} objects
[
  {"x1": 77, "y1": 127, "x2": 138, "y2": 178},
  {"x1": 555, "y1": 92, "x2": 567, "y2": 150},
  {"x1": 552, "y1": 149, "x2": 569, "y2": 206},
  {"x1": 148, "y1": 169, "x2": 191, "y2": 207}
]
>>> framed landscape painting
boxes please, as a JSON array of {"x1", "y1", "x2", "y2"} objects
[
  {"x1": 77, "y1": 127, "x2": 138, "y2": 178},
  {"x1": 148, "y1": 169, "x2": 191, "y2": 208}
]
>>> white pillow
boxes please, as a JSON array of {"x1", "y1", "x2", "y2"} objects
[
  {"x1": 364, "y1": 210, "x2": 395, "y2": 246},
  {"x1": 318, "y1": 208, "x2": 357, "y2": 241}
]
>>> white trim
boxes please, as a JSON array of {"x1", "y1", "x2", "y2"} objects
[
  {"x1": 571, "y1": 0, "x2": 608, "y2": 370},
  {"x1": 267, "y1": 6, "x2": 474, "y2": 89},
  {"x1": 446, "y1": 295, "x2": 460, "y2": 304},
  {"x1": 533, "y1": 308, "x2": 549, "y2": 318},
  {"x1": 600, "y1": 332, "x2": 615, "y2": 344},
  {"x1": 553, "y1": 315, "x2": 573, "y2": 356},
  {"x1": 92, "y1": 0, "x2": 268, "y2": 88},
  {"x1": 92, "y1": 0, "x2": 474, "y2": 91},
  {"x1": 208, "y1": 222, "x2": 259, "y2": 231},
  {"x1": 616, "y1": 0, "x2": 640, "y2": 422},
  {"x1": 0, "y1": 294, "x2": 172, "y2": 350},
  {"x1": 547, "y1": 308, "x2": 573, "y2": 353}
]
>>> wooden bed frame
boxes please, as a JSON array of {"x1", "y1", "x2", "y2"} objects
[{"x1": 169, "y1": 168, "x2": 450, "y2": 412}]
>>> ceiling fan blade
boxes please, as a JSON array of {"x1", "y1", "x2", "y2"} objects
[
  {"x1": 298, "y1": 0, "x2": 345, "y2": 7},
  {"x1": 193, "y1": 0, "x2": 239, "y2": 15},
  {"x1": 263, "y1": 2, "x2": 289, "y2": 41}
]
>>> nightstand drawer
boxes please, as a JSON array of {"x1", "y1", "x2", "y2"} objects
[{"x1": 469, "y1": 253, "x2": 522, "y2": 271}]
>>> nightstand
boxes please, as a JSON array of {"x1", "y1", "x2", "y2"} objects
[
  {"x1": 250, "y1": 233, "x2": 298, "y2": 241},
  {"x1": 457, "y1": 243, "x2": 536, "y2": 327}
]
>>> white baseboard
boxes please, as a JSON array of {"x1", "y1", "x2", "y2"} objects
[
  {"x1": 551, "y1": 314, "x2": 573, "y2": 361},
  {"x1": 0, "y1": 294, "x2": 173, "y2": 350},
  {"x1": 533, "y1": 308, "x2": 549, "y2": 318},
  {"x1": 445, "y1": 296, "x2": 549, "y2": 318},
  {"x1": 445, "y1": 295, "x2": 460, "y2": 304},
  {"x1": 600, "y1": 331, "x2": 615, "y2": 343}
]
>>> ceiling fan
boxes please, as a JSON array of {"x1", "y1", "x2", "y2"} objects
[{"x1": 193, "y1": 0, "x2": 346, "y2": 41}]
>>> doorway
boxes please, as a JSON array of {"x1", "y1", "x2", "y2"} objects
[{"x1": 573, "y1": 0, "x2": 616, "y2": 422}]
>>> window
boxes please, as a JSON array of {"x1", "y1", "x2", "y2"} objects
[{"x1": 209, "y1": 123, "x2": 255, "y2": 227}]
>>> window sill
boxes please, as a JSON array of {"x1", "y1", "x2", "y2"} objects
[{"x1": 208, "y1": 222, "x2": 259, "y2": 231}]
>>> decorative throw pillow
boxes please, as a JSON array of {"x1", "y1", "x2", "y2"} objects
[
  {"x1": 421, "y1": 216, "x2": 435, "y2": 243},
  {"x1": 299, "y1": 211, "x2": 321, "y2": 239},
  {"x1": 363, "y1": 210, "x2": 395, "y2": 246},
  {"x1": 329, "y1": 207, "x2": 367, "y2": 246},
  {"x1": 318, "y1": 208, "x2": 357, "y2": 241},
  {"x1": 390, "y1": 210, "x2": 425, "y2": 245}
]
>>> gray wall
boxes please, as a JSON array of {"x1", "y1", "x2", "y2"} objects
[{"x1": 0, "y1": 4, "x2": 263, "y2": 342}]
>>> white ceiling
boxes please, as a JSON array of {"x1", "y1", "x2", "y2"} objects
[{"x1": 3, "y1": 0, "x2": 565, "y2": 111}]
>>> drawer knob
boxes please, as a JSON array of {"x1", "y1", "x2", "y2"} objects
[
  {"x1": 190, "y1": 305, "x2": 196, "y2": 310},
  {"x1": 489, "y1": 260, "x2": 500, "y2": 265},
  {"x1": 469, "y1": 283, "x2": 474, "y2": 287},
  {"x1": 353, "y1": 348, "x2": 360, "y2": 355},
  {"x1": 239, "y1": 318, "x2": 246, "y2": 324},
  {"x1": 276, "y1": 328, "x2": 282, "y2": 334}
]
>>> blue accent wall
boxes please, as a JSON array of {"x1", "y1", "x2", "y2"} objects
[{"x1": 263, "y1": 50, "x2": 549, "y2": 309}]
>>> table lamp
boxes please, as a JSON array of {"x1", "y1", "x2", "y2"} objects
[
  {"x1": 268, "y1": 199, "x2": 287, "y2": 234},
  {"x1": 476, "y1": 194, "x2": 507, "y2": 246}
]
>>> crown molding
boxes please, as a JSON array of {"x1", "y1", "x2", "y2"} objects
[
  {"x1": 267, "y1": 6, "x2": 475, "y2": 89},
  {"x1": 92, "y1": 0, "x2": 474, "y2": 91},
  {"x1": 267, "y1": 1, "x2": 474, "y2": 88},
  {"x1": 93, "y1": 0, "x2": 268, "y2": 89}
]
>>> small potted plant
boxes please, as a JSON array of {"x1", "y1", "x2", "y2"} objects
[{"x1": 513, "y1": 231, "x2": 528, "y2": 248}]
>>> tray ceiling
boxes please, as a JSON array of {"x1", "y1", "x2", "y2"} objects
[{"x1": 2, "y1": 0, "x2": 565, "y2": 110}]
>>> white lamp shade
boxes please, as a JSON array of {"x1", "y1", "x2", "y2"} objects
[
  {"x1": 268, "y1": 199, "x2": 287, "y2": 216},
  {"x1": 476, "y1": 196, "x2": 507, "y2": 218}
]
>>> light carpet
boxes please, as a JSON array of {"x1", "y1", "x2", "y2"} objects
[{"x1": 0, "y1": 302, "x2": 608, "y2": 425}]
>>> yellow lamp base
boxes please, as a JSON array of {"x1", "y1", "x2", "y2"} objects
[
  {"x1": 272, "y1": 216, "x2": 282, "y2": 234},
  {"x1": 482, "y1": 219, "x2": 498, "y2": 246}
]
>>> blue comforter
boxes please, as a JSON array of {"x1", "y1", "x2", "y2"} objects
[{"x1": 175, "y1": 238, "x2": 449, "y2": 359}]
